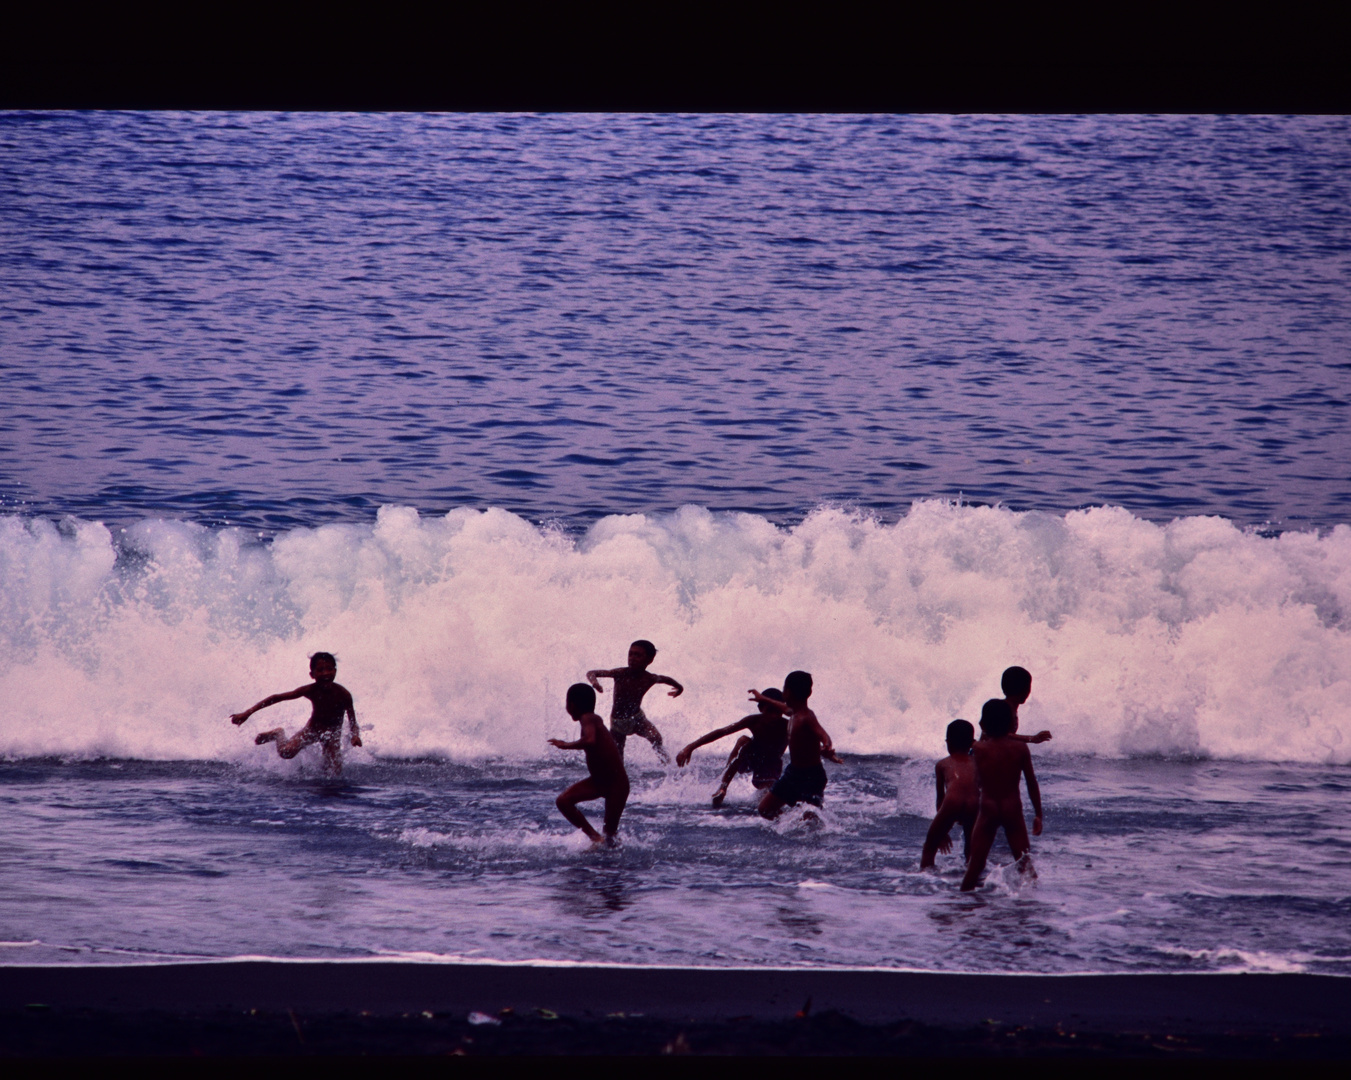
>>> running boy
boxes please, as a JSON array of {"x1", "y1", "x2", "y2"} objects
[
  {"x1": 230, "y1": 652, "x2": 361, "y2": 775},
  {"x1": 999, "y1": 666, "x2": 1051, "y2": 744},
  {"x1": 751, "y1": 671, "x2": 842, "y2": 820},
  {"x1": 549, "y1": 683, "x2": 630, "y2": 845},
  {"x1": 920, "y1": 719, "x2": 979, "y2": 869},
  {"x1": 961, "y1": 699, "x2": 1043, "y2": 891},
  {"x1": 586, "y1": 640, "x2": 683, "y2": 763},
  {"x1": 675, "y1": 688, "x2": 789, "y2": 807}
]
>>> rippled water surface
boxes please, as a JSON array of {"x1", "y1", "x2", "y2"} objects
[
  {"x1": 2, "y1": 113, "x2": 1349, "y2": 531},
  {"x1": 1, "y1": 757, "x2": 1348, "y2": 974}
]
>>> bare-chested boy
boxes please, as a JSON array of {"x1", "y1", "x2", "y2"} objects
[
  {"x1": 961, "y1": 699, "x2": 1043, "y2": 892},
  {"x1": 586, "y1": 639, "x2": 683, "y2": 763},
  {"x1": 998, "y1": 665, "x2": 1051, "y2": 744},
  {"x1": 230, "y1": 652, "x2": 361, "y2": 775},
  {"x1": 676, "y1": 688, "x2": 789, "y2": 807},
  {"x1": 549, "y1": 682, "x2": 630, "y2": 845},
  {"x1": 920, "y1": 719, "x2": 978, "y2": 869},
  {"x1": 752, "y1": 671, "x2": 842, "y2": 820}
]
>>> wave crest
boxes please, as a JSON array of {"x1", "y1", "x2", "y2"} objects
[{"x1": 1, "y1": 503, "x2": 1347, "y2": 763}]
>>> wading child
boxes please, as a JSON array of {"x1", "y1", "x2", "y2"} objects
[
  {"x1": 752, "y1": 671, "x2": 842, "y2": 820},
  {"x1": 586, "y1": 639, "x2": 684, "y2": 763},
  {"x1": 230, "y1": 652, "x2": 361, "y2": 775},
  {"x1": 549, "y1": 683, "x2": 630, "y2": 845},
  {"x1": 999, "y1": 665, "x2": 1051, "y2": 744},
  {"x1": 920, "y1": 719, "x2": 979, "y2": 869},
  {"x1": 961, "y1": 699, "x2": 1043, "y2": 892},
  {"x1": 675, "y1": 688, "x2": 789, "y2": 807}
]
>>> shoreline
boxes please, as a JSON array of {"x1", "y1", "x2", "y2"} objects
[{"x1": 3, "y1": 961, "x2": 1350, "y2": 1058}]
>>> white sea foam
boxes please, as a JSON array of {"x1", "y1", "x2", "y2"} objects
[{"x1": 1, "y1": 503, "x2": 1348, "y2": 763}]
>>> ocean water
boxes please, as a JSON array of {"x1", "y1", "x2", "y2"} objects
[{"x1": 1, "y1": 113, "x2": 1349, "y2": 975}]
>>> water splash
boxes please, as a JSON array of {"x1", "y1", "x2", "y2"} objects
[{"x1": 1, "y1": 502, "x2": 1347, "y2": 763}]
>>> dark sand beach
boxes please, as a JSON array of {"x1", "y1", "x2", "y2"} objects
[{"x1": 3, "y1": 962, "x2": 1350, "y2": 1059}]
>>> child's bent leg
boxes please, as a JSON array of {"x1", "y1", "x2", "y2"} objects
[
  {"x1": 255, "y1": 728, "x2": 284, "y2": 746},
  {"x1": 757, "y1": 790, "x2": 787, "y2": 820},
  {"x1": 636, "y1": 717, "x2": 669, "y2": 763},
  {"x1": 556, "y1": 778, "x2": 604, "y2": 841},
  {"x1": 714, "y1": 737, "x2": 752, "y2": 806},
  {"x1": 921, "y1": 804, "x2": 960, "y2": 868},
  {"x1": 960, "y1": 814, "x2": 999, "y2": 891},
  {"x1": 721, "y1": 737, "x2": 752, "y2": 781},
  {"x1": 1004, "y1": 814, "x2": 1033, "y2": 870},
  {"x1": 320, "y1": 736, "x2": 343, "y2": 775},
  {"x1": 602, "y1": 784, "x2": 629, "y2": 838},
  {"x1": 276, "y1": 730, "x2": 317, "y2": 760}
]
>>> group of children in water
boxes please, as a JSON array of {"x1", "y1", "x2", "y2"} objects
[{"x1": 230, "y1": 642, "x2": 1048, "y2": 891}]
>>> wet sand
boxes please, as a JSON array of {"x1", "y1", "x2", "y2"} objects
[{"x1": 2, "y1": 962, "x2": 1349, "y2": 1058}]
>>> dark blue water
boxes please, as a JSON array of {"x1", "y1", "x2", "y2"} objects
[
  {"x1": 1, "y1": 114, "x2": 1349, "y2": 974},
  {"x1": 2, "y1": 113, "x2": 1348, "y2": 532},
  {"x1": 2, "y1": 756, "x2": 1348, "y2": 974}
]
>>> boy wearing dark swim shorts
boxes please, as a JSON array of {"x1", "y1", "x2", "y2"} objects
[
  {"x1": 586, "y1": 639, "x2": 684, "y2": 763},
  {"x1": 751, "y1": 671, "x2": 842, "y2": 820},
  {"x1": 676, "y1": 688, "x2": 789, "y2": 807}
]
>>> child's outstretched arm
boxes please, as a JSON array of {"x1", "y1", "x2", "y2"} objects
[
  {"x1": 676, "y1": 717, "x2": 752, "y2": 766},
  {"x1": 654, "y1": 674, "x2": 684, "y2": 697},
  {"x1": 934, "y1": 761, "x2": 946, "y2": 811},
  {"x1": 585, "y1": 669, "x2": 621, "y2": 692},
  {"x1": 747, "y1": 690, "x2": 787, "y2": 713},
  {"x1": 1011, "y1": 731, "x2": 1052, "y2": 744},
  {"x1": 549, "y1": 720, "x2": 597, "y2": 753},
  {"x1": 230, "y1": 686, "x2": 307, "y2": 725},
  {"x1": 813, "y1": 716, "x2": 844, "y2": 764},
  {"x1": 1022, "y1": 748, "x2": 1043, "y2": 835},
  {"x1": 347, "y1": 703, "x2": 362, "y2": 747}
]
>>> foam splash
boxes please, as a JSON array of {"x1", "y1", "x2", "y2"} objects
[{"x1": 1, "y1": 502, "x2": 1348, "y2": 763}]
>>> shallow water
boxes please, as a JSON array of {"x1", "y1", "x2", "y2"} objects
[{"x1": 1, "y1": 755, "x2": 1347, "y2": 975}]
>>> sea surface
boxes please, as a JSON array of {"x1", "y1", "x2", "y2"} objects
[{"x1": 0, "y1": 113, "x2": 1348, "y2": 975}]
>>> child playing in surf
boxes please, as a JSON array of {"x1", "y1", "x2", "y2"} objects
[
  {"x1": 586, "y1": 640, "x2": 683, "y2": 763},
  {"x1": 999, "y1": 665, "x2": 1052, "y2": 744},
  {"x1": 675, "y1": 688, "x2": 789, "y2": 807},
  {"x1": 920, "y1": 720, "x2": 979, "y2": 868},
  {"x1": 549, "y1": 683, "x2": 630, "y2": 845},
  {"x1": 229, "y1": 652, "x2": 361, "y2": 775},
  {"x1": 751, "y1": 671, "x2": 842, "y2": 820},
  {"x1": 961, "y1": 699, "x2": 1043, "y2": 892}
]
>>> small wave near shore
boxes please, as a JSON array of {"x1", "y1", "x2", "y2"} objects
[{"x1": 1, "y1": 501, "x2": 1347, "y2": 763}]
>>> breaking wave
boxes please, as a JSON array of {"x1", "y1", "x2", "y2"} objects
[{"x1": 1, "y1": 502, "x2": 1347, "y2": 763}]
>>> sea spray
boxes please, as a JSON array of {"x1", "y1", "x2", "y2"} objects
[{"x1": 1, "y1": 502, "x2": 1347, "y2": 763}]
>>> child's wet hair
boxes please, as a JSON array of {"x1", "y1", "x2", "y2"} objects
[
  {"x1": 979, "y1": 698, "x2": 1014, "y2": 737},
  {"x1": 630, "y1": 639, "x2": 657, "y2": 661},
  {"x1": 309, "y1": 651, "x2": 337, "y2": 667},
  {"x1": 1001, "y1": 665, "x2": 1032, "y2": 698},
  {"x1": 566, "y1": 683, "x2": 597, "y2": 713},
  {"x1": 783, "y1": 670, "x2": 813, "y2": 700},
  {"x1": 946, "y1": 719, "x2": 975, "y2": 752}
]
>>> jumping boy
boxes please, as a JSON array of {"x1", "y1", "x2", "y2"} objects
[
  {"x1": 586, "y1": 640, "x2": 683, "y2": 763},
  {"x1": 961, "y1": 699, "x2": 1043, "y2": 891},
  {"x1": 999, "y1": 666, "x2": 1052, "y2": 744},
  {"x1": 548, "y1": 683, "x2": 630, "y2": 845},
  {"x1": 920, "y1": 719, "x2": 979, "y2": 869},
  {"x1": 751, "y1": 671, "x2": 842, "y2": 820},
  {"x1": 230, "y1": 652, "x2": 361, "y2": 775},
  {"x1": 675, "y1": 688, "x2": 789, "y2": 807}
]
